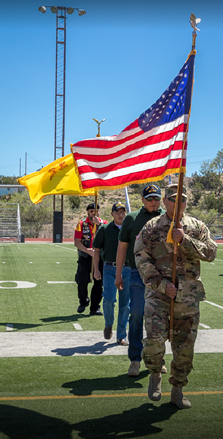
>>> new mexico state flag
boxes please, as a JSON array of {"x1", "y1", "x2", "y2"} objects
[{"x1": 18, "y1": 154, "x2": 95, "y2": 204}]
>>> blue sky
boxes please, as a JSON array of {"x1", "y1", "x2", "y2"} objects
[{"x1": 1, "y1": 0, "x2": 223, "y2": 178}]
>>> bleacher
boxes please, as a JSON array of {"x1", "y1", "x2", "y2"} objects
[{"x1": 0, "y1": 203, "x2": 22, "y2": 242}]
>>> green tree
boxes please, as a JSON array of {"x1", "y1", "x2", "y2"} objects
[
  {"x1": 9, "y1": 190, "x2": 53, "y2": 238},
  {"x1": 210, "y1": 149, "x2": 223, "y2": 175},
  {"x1": 188, "y1": 207, "x2": 219, "y2": 226},
  {"x1": 203, "y1": 193, "x2": 218, "y2": 211},
  {"x1": 68, "y1": 195, "x2": 81, "y2": 210},
  {"x1": 0, "y1": 176, "x2": 18, "y2": 184}
]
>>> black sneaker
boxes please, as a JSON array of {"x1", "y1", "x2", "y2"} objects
[
  {"x1": 90, "y1": 309, "x2": 103, "y2": 316},
  {"x1": 77, "y1": 305, "x2": 85, "y2": 313}
]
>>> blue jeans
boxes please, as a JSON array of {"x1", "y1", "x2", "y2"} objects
[
  {"x1": 128, "y1": 269, "x2": 145, "y2": 362},
  {"x1": 103, "y1": 263, "x2": 130, "y2": 340}
]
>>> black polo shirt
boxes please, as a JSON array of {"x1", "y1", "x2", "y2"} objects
[{"x1": 93, "y1": 220, "x2": 129, "y2": 263}]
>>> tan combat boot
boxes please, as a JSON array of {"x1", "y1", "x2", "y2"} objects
[
  {"x1": 128, "y1": 361, "x2": 140, "y2": 377},
  {"x1": 148, "y1": 372, "x2": 162, "y2": 401},
  {"x1": 171, "y1": 385, "x2": 191, "y2": 409}
]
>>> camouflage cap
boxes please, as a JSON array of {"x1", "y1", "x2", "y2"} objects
[
  {"x1": 165, "y1": 184, "x2": 187, "y2": 199},
  {"x1": 142, "y1": 184, "x2": 161, "y2": 199},
  {"x1": 112, "y1": 202, "x2": 126, "y2": 212}
]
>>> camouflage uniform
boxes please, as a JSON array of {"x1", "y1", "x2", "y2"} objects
[{"x1": 134, "y1": 212, "x2": 217, "y2": 386}]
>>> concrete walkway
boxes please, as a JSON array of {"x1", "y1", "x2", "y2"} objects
[{"x1": 0, "y1": 329, "x2": 223, "y2": 357}]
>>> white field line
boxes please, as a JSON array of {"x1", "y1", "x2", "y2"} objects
[
  {"x1": 52, "y1": 244, "x2": 77, "y2": 252},
  {"x1": 199, "y1": 323, "x2": 211, "y2": 329},
  {"x1": 215, "y1": 259, "x2": 223, "y2": 262},
  {"x1": 204, "y1": 300, "x2": 223, "y2": 310},
  {"x1": 47, "y1": 281, "x2": 75, "y2": 284}
]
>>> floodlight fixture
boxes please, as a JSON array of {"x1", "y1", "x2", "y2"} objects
[
  {"x1": 50, "y1": 6, "x2": 58, "y2": 13},
  {"x1": 78, "y1": 9, "x2": 86, "y2": 16},
  {"x1": 38, "y1": 5, "x2": 47, "y2": 13},
  {"x1": 67, "y1": 7, "x2": 74, "y2": 14}
]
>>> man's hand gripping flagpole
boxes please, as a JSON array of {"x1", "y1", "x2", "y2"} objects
[{"x1": 167, "y1": 13, "x2": 199, "y2": 342}]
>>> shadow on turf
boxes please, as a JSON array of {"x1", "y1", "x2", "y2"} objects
[
  {"x1": 0, "y1": 322, "x2": 41, "y2": 330},
  {"x1": 0, "y1": 404, "x2": 73, "y2": 439},
  {"x1": 51, "y1": 341, "x2": 128, "y2": 356},
  {"x1": 0, "y1": 402, "x2": 178, "y2": 439},
  {"x1": 40, "y1": 313, "x2": 90, "y2": 325},
  {"x1": 62, "y1": 370, "x2": 149, "y2": 395},
  {"x1": 71, "y1": 402, "x2": 179, "y2": 438}
]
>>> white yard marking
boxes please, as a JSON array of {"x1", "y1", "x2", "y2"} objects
[
  {"x1": 210, "y1": 262, "x2": 215, "y2": 265},
  {"x1": 6, "y1": 324, "x2": 13, "y2": 331},
  {"x1": 73, "y1": 323, "x2": 83, "y2": 330},
  {"x1": 53, "y1": 244, "x2": 77, "y2": 252},
  {"x1": 56, "y1": 262, "x2": 60, "y2": 264},
  {"x1": 2, "y1": 262, "x2": 5, "y2": 264},
  {"x1": 47, "y1": 281, "x2": 75, "y2": 284},
  {"x1": 0, "y1": 281, "x2": 36, "y2": 289},
  {"x1": 199, "y1": 323, "x2": 211, "y2": 329},
  {"x1": 204, "y1": 300, "x2": 223, "y2": 310},
  {"x1": 215, "y1": 259, "x2": 223, "y2": 262}
]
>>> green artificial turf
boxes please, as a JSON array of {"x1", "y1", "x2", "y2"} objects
[
  {"x1": 0, "y1": 355, "x2": 223, "y2": 439},
  {"x1": 0, "y1": 243, "x2": 223, "y2": 332}
]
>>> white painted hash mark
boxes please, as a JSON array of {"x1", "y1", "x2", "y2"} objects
[
  {"x1": 73, "y1": 323, "x2": 83, "y2": 330},
  {"x1": 199, "y1": 323, "x2": 211, "y2": 329},
  {"x1": 6, "y1": 324, "x2": 13, "y2": 331}
]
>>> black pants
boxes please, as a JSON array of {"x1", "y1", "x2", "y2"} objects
[{"x1": 75, "y1": 256, "x2": 103, "y2": 312}]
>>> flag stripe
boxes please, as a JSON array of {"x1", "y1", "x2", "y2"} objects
[
  {"x1": 75, "y1": 131, "x2": 187, "y2": 171},
  {"x1": 80, "y1": 150, "x2": 187, "y2": 183},
  {"x1": 73, "y1": 115, "x2": 188, "y2": 157}
]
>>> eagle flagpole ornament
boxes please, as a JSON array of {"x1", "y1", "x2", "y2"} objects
[
  {"x1": 92, "y1": 118, "x2": 106, "y2": 137},
  {"x1": 168, "y1": 13, "x2": 201, "y2": 342}
]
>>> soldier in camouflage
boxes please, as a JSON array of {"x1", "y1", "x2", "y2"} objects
[{"x1": 134, "y1": 183, "x2": 217, "y2": 409}]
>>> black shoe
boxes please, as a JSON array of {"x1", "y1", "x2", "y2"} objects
[
  {"x1": 77, "y1": 305, "x2": 85, "y2": 313},
  {"x1": 90, "y1": 309, "x2": 103, "y2": 316}
]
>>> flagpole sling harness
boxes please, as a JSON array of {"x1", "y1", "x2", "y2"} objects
[{"x1": 167, "y1": 13, "x2": 199, "y2": 342}]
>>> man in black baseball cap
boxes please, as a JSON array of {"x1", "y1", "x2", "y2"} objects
[
  {"x1": 112, "y1": 202, "x2": 126, "y2": 212},
  {"x1": 93, "y1": 200, "x2": 130, "y2": 345},
  {"x1": 142, "y1": 184, "x2": 162, "y2": 200}
]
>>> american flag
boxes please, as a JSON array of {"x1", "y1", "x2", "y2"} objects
[{"x1": 71, "y1": 52, "x2": 195, "y2": 190}]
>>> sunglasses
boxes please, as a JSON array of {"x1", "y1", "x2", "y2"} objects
[
  {"x1": 168, "y1": 196, "x2": 187, "y2": 203},
  {"x1": 145, "y1": 196, "x2": 161, "y2": 202}
]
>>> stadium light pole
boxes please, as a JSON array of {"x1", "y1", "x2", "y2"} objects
[{"x1": 38, "y1": 5, "x2": 86, "y2": 242}]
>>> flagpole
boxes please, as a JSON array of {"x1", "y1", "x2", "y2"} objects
[
  {"x1": 169, "y1": 13, "x2": 199, "y2": 342},
  {"x1": 125, "y1": 187, "x2": 131, "y2": 213},
  {"x1": 90, "y1": 118, "x2": 106, "y2": 282}
]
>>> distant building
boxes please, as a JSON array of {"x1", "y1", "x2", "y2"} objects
[{"x1": 0, "y1": 184, "x2": 26, "y2": 197}]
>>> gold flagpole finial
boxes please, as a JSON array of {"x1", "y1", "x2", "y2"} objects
[
  {"x1": 92, "y1": 118, "x2": 106, "y2": 137},
  {"x1": 190, "y1": 12, "x2": 201, "y2": 50}
]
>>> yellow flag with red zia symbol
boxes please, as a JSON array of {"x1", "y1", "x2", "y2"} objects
[{"x1": 18, "y1": 154, "x2": 95, "y2": 204}]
